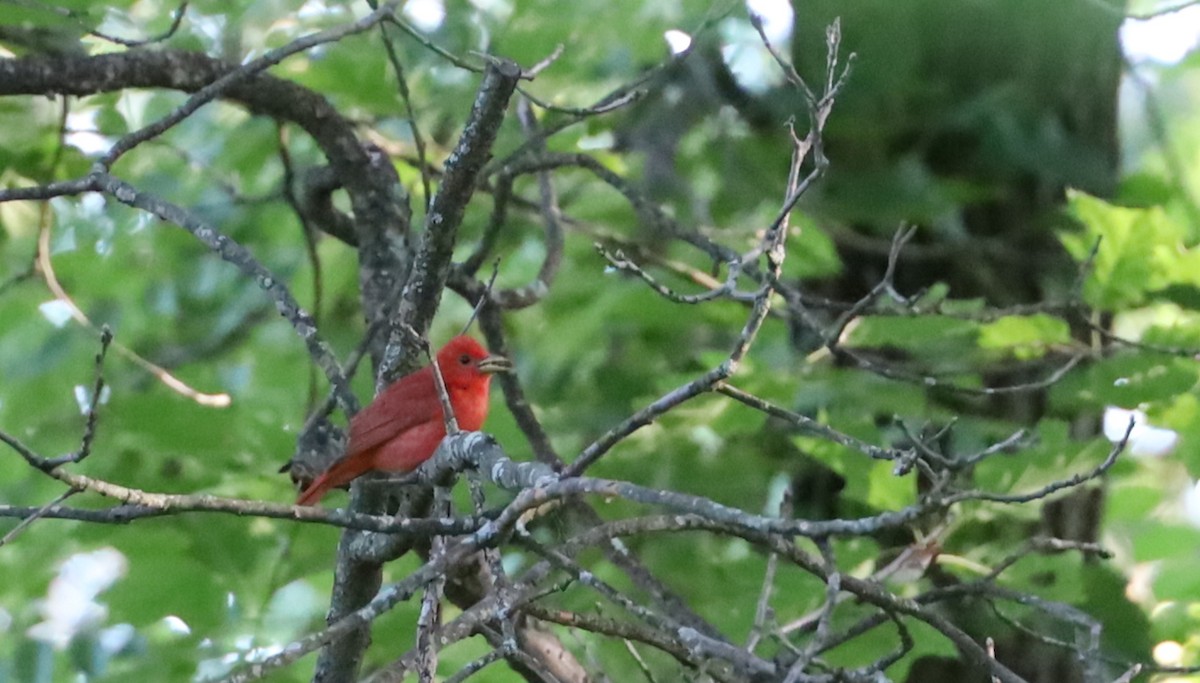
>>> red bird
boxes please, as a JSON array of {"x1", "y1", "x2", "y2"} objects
[{"x1": 296, "y1": 336, "x2": 511, "y2": 506}]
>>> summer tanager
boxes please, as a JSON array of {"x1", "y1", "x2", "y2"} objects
[{"x1": 296, "y1": 336, "x2": 510, "y2": 506}]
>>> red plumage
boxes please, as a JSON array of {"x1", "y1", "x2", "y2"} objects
[{"x1": 296, "y1": 336, "x2": 509, "y2": 506}]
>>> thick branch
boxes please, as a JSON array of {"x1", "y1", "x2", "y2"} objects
[
  {"x1": 0, "y1": 44, "x2": 411, "y2": 351},
  {"x1": 314, "y1": 59, "x2": 522, "y2": 683},
  {"x1": 398, "y1": 57, "x2": 522, "y2": 339}
]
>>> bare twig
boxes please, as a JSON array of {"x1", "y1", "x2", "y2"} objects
[
  {"x1": 45, "y1": 326, "x2": 114, "y2": 467},
  {"x1": 379, "y1": 19, "x2": 433, "y2": 213},
  {"x1": 0, "y1": 489, "x2": 79, "y2": 548}
]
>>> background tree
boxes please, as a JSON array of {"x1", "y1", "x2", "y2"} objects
[{"x1": 2, "y1": 1, "x2": 1199, "y2": 682}]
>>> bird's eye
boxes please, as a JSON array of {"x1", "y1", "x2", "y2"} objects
[{"x1": 459, "y1": 354, "x2": 472, "y2": 365}]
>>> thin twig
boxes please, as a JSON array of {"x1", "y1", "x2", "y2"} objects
[
  {"x1": 0, "y1": 489, "x2": 79, "y2": 548},
  {"x1": 379, "y1": 20, "x2": 432, "y2": 213},
  {"x1": 44, "y1": 325, "x2": 114, "y2": 467},
  {"x1": 35, "y1": 198, "x2": 231, "y2": 407}
]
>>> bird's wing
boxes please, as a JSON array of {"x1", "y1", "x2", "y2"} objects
[{"x1": 346, "y1": 366, "x2": 442, "y2": 457}]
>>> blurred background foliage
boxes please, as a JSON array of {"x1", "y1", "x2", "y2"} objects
[{"x1": 2, "y1": 0, "x2": 1200, "y2": 680}]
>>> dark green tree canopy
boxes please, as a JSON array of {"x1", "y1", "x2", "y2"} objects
[{"x1": 2, "y1": 1, "x2": 1199, "y2": 682}]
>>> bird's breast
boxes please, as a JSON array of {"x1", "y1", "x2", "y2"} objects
[{"x1": 449, "y1": 384, "x2": 491, "y2": 431}]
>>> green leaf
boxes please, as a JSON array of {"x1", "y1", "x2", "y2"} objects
[
  {"x1": 977, "y1": 314, "x2": 1070, "y2": 359},
  {"x1": 1061, "y1": 190, "x2": 1191, "y2": 309},
  {"x1": 1106, "y1": 484, "x2": 1163, "y2": 522},
  {"x1": 1116, "y1": 171, "x2": 1177, "y2": 207},
  {"x1": 846, "y1": 315, "x2": 979, "y2": 359},
  {"x1": 1050, "y1": 353, "x2": 1199, "y2": 411},
  {"x1": 1156, "y1": 558, "x2": 1200, "y2": 602},
  {"x1": 1127, "y1": 523, "x2": 1200, "y2": 562}
]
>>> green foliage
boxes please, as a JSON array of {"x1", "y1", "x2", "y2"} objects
[
  {"x1": 2, "y1": 0, "x2": 1200, "y2": 681},
  {"x1": 1062, "y1": 190, "x2": 1200, "y2": 309},
  {"x1": 1051, "y1": 353, "x2": 1200, "y2": 411},
  {"x1": 977, "y1": 315, "x2": 1070, "y2": 360}
]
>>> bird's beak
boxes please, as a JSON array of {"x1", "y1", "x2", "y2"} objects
[{"x1": 478, "y1": 354, "x2": 513, "y2": 374}]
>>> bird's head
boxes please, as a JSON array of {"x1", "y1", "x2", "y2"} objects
[{"x1": 438, "y1": 335, "x2": 513, "y2": 382}]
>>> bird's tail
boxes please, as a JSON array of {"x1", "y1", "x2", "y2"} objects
[{"x1": 296, "y1": 455, "x2": 367, "y2": 506}]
